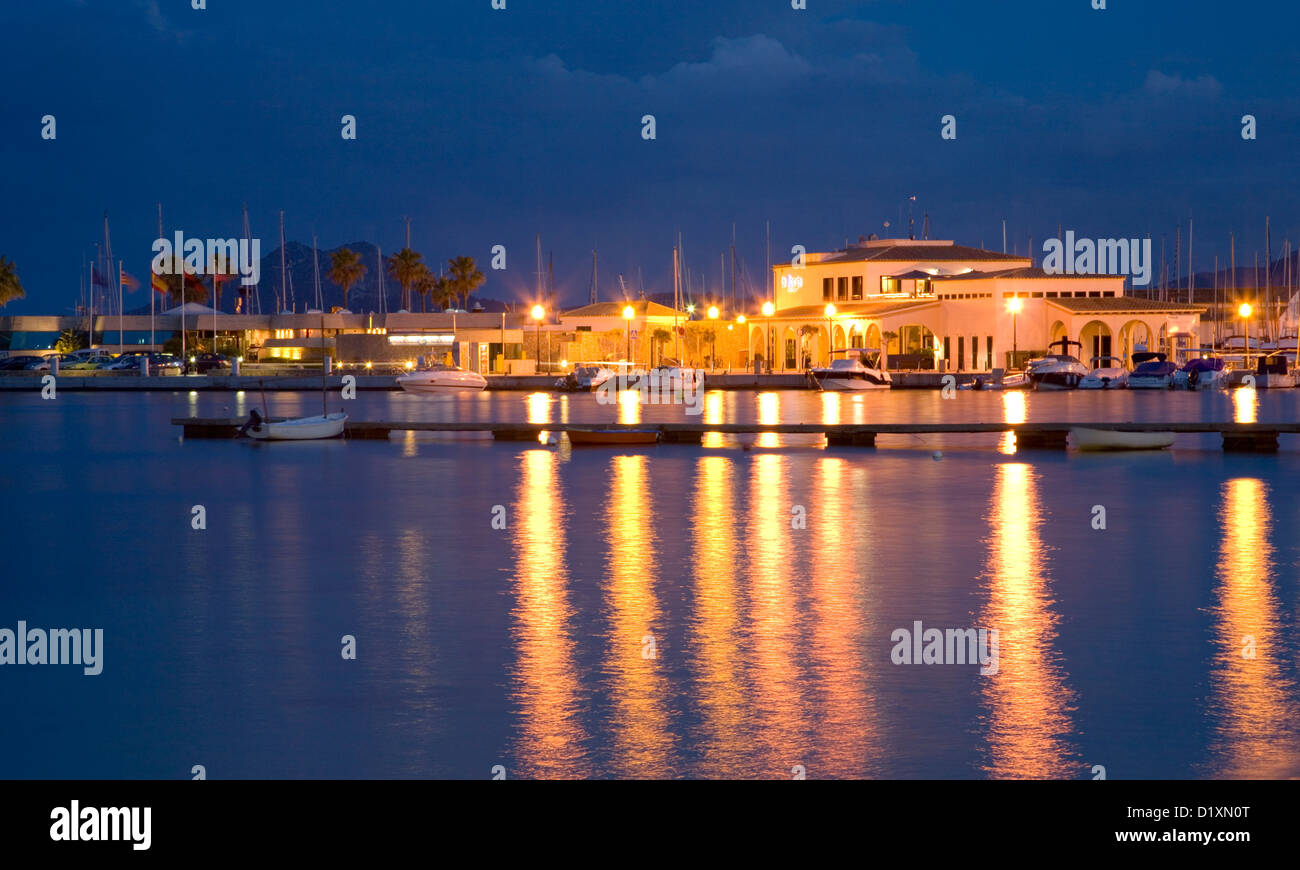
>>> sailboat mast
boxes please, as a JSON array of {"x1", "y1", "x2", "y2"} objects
[
  {"x1": 279, "y1": 210, "x2": 287, "y2": 313},
  {"x1": 1264, "y1": 216, "x2": 1272, "y2": 342},
  {"x1": 313, "y1": 235, "x2": 322, "y2": 311},
  {"x1": 673, "y1": 243, "x2": 681, "y2": 364}
]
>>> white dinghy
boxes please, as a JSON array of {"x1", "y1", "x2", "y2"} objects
[{"x1": 1070, "y1": 427, "x2": 1174, "y2": 451}]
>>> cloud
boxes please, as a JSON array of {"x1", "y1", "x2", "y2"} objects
[{"x1": 1142, "y1": 70, "x2": 1224, "y2": 100}]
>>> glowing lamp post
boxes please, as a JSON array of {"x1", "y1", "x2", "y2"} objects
[
  {"x1": 531, "y1": 304, "x2": 545, "y2": 371},
  {"x1": 1239, "y1": 302, "x2": 1252, "y2": 365},
  {"x1": 1006, "y1": 296, "x2": 1023, "y2": 369},
  {"x1": 824, "y1": 303, "x2": 836, "y2": 368},
  {"x1": 762, "y1": 301, "x2": 775, "y2": 372},
  {"x1": 707, "y1": 305, "x2": 720, "y2": 369},
  {"x1": 623, "y1": 304, "x2": 635, "y2": 366}
]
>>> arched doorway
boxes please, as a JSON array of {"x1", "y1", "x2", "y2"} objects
[
  {"x1": 750, "y1": 325, "x2": 767, "y2": 371},
  {"x1": 1119, "y1": 320, "x2": 1153, "y2": 362},
  {"x1": 1078, "y1": 320, "x2": 1113, "y2": 364}
]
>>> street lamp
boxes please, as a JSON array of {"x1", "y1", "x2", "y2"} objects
[
  {"x1": 1006, "y1": 296, "x2": 1023, "y2": 369},
  {"x1": 1239, "y1": 302, "x2": 1252, "y2": 365},
  {"x1": 823, "y1": 303, "x2": 836, "y2": 369},
  {"x1": 707, "y1": 305, "x2": 720, "y2": 369},
  {"x1": 531, "y1": 304, "x2": 544, "y2": 371},
  {"x1": 623, "y1": 304, "x2": 635, "y2": 366},
  {"x1": 762, "y1": 301, "x2": 775, "y2": 372}
]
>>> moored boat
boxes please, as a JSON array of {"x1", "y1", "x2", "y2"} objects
[
  {"x1": 1127, "y1": 352, "x2": 1177, "y2": 389},
  {"x1": 1252, "y1": 352, "x2": 1296, "y2": 389},
  {"x1": 1173, "y1": 355, "x2": 1229, "y2": 390},
  {"x1": 397, "y1": 365, "x2": 488, "y2": 393},
  {"x1": 810, "y1": 351, "x2": 891, "y2": 390},
  {"x1": 241, "y1": 410, "x2": 347, "y2": 440},
  {"x1": 1078, "y1": 355, "x2": 1129, "y2": 390},
  {"x1": 566, "y1": 428, "x2": 660, "y2": 446},
  {"x1": 555, "y1": 364, "x2": 615, "y2": 392},
  {"x1": 1028, "y1": 339, "x2": 1089, "y2": 390},
  {"x1": 1070, "y1": 427, "x2": 1175, "y2": 451}
]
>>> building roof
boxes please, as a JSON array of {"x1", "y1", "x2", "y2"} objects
[
  {"x1": 934, "y1": 267, "x2": 1125, "y2": 281},
  {"x1": 560, "y1": 300, "x2": 682, "y2": 318},
  {"x1": 1046, "y1": 297, "x2": 1206, "y2": 314},
  {"x1": 819, "y1": 243, "x2": 1030, "y2": 265},
  {"x1": 774, "y1": 299, "x2": 937, "y2": 319}
]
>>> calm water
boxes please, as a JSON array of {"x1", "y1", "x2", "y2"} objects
[{"x1": 3, "y1": 387, "x2": 1300, "y2": 779}]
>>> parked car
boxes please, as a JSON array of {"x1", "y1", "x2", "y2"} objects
[
  {"x1": 67, "y1": 353, "x2": 117, "y2": 370},
  {"x1": 190, "y1": 353, "x2": 230, "y2": 374},
  {"x1": 153, "y1": 354, "x2": 183, "y2": 372},
  {"x1": 0, "y1": 355, "x2": 45, "y2": 371},
  {"x1": 23, "y1": 357, "x2": 52, "y2": 371}
]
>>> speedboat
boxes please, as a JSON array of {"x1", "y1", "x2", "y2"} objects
[
  {"x1": 1028, "y1": 339, "x2": 1089, "y2": 391},
  {"x1": 1174, "y1": 356, "x2": 1229, "y2": 390},
  {"x1": 396, "y1": 365, "x2": 487, "y2": 393},
  {"x1": 1127, "y1": 352, "x2": 1177, "y2": 389},
  {"x1": 555, "y1": 365, "x2": 614, "y2": 392},
  {"x1": 811, "y1": 352, "x2": 891, "y2": 390},
  {"x1": 1252, "y1": 352, "x2": 1296, "y2": 389},
  {"x1": 240, "y1": 410, "x2": 347, "y2": 440},
  {"x1": 1071, "y1": 427, "x2": 1175, "y2": 451},
  {"x1": 1078, "y1": 356, "x2": 1128, "y2": 390}
]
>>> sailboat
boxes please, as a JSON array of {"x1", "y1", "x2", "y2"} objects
[{"x1": 240, "y1": 220, "x2": 348, "y2": 440}]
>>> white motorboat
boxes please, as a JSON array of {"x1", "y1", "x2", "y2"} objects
[
  {"x1": 241, "y1": 411, "x2": 347, "y2": 440},
  {"x1": 396, "y1": 365, "x2": 488, "y2": 393},
  {"x1": 1173, "y1": 356, "x2": 1229, "y2": 390},
  {"x1": 555, "y1": 364, "x2": 615, "y2": 392},
  {"x1": 1127, "y1": 352, "x2": 1177, "y2": 389},
  {"x1": 1028, "y1": 339, "x2": 1089, "y2": 391},
  {"x1": 1071, "y1": 427, "x2": 1175, "y2": 451},
  {"x1": 811, "y1": 352, "x2": 891, "y2": 390},
  {"x1": 1078, "y1": 356, "x2": 1129, "y2": 390}
]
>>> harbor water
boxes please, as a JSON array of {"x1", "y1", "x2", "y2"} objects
[{"x1": 3, "y1": 387, "x2": 1299, "y2": 778}]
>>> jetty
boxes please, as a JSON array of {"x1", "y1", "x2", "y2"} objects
[{"x1": 171, "y1": 418, "x2": 1297, "y2": 452}]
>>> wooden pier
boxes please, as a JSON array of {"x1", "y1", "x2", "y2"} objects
[{"x1": 172, "y1": 417, "x2": 1299, "y2": 452}]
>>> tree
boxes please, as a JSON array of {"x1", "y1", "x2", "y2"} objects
[
  {"x1": 54, "y1": 329, "x2": 86, "y2": 353},
  {"x1": 651, "y1": 328, "x2": 672, "y2": 366},
  {"x1": 433, "y1": 274, "x2": 457, "y2": 311},
  {"x1": 385, "y1": 248, "x2": 424, "y2": 311},
  {"x1": 412, "y1": 265, "x2": 437, "y2": 313},
  {"x1": 447, "y1": 256, "x2": 484, "y2": 310},
  {"x1": 328, "y1": 247, "x2": 367, "y2": 311},
  {"x1": 0, "y1": 257, "x2": 26, "y2": 309}
]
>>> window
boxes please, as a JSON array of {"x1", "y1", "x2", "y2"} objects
[
  {"x1": 851, "y1": 276, "x2": 863, "y2": 300},
  {"x1": 957, "y1": 336, "x2": 965, "y2": 371},
  {"x1": 943, "y1": 336, "x2": 950, "y2": 365},
  {"x1": 837, "y1": 277, "x2": 848, "y2": 301},
  {"x1": 1032, "y1": 292, "x2": 1044, "y2": 298},
  {"x1": 1088, "y1": 291, "x2": 1101, "y2": 297},
  {"x1": 916, "y1": 278, "x2": 931, "y2": 295},
  {"x1": 986, "y1": 336, "x2": 993, "y2": 370},
  {"x1": 1103, "y1": 291, "x2": 1115, "y2": 297},
  {"x1": 881, "y1": 276, "x2": 900, "y2": 294},
  {"x1": 785, "y1": 338, "x2": 797, "y2": 369},
  {"x1": 823, "y1": 278, "x2": 833, "y2": 301},
  {"x1": 1046, "y1": 292, "x2": 1058, "y2": 298},
  {"x1": 971, "y1": 336, "x2": 978, "y2": 369}
]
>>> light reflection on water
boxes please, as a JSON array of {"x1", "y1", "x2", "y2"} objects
[
  {"x1": 1205, "y1": 477, "x2": 1300, "y2": 778},
  {"x1": 5, "y1": 391, "x2": 1300, "y2": 778}
]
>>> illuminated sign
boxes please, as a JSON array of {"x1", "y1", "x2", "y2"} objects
[
  {"x1": 780, "y1": 274, "x2": 804, "y2": 292},
  {"x1": 388, "y1": 333, "x2": 455, "y2": 346}
]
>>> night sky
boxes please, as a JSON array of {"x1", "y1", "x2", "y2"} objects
[{"x1": 2, "y1": 0, "x2": 1297, "y2": 312}]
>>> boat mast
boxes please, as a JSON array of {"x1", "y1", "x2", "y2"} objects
[
  {"x1": 673, "y1": 242, "x2": 681, "y2": 363},
  {"x1": 242, "y1": 204, "x2": 259, "y2": 315},
  {"x1": 313, "y1": 235, "x2": 322, "y2": 311},
  {"x1": 279, "y1": 210, "x2": 287, "y2": 313}
]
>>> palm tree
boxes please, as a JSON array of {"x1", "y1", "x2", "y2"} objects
[
  {"x1": 433, "y1": 274, "x2": 457, "y2": 311},
  {"x1": 651, "y1": 328, "x2": 672, "y2": 366},
  {"x1": 328, "y1": 248, "x2": 367, "y2": 311},
  {"x1": 412, "y1": 265, "x2": 437, "y2": 313},
  {"x1": 0, "y1": 257, "x2": 26, "y2": 309},
  {"x1": 386, "y1": 248, "x2": 424, "y2": 311},
  {"x1": 54, "y1": 329, "x2": 86, "y2": 353},
  {"x1": 447, "y1": 256, "x2": 485, "y2": 310}
]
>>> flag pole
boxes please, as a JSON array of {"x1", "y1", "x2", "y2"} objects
[{"x1": 118, "y1": 260, "x2": 124, "y2": 352}]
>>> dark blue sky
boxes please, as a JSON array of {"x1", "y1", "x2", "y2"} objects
[{"x1": 3, "y1": 0, "x2": 1298, "y2": 312}]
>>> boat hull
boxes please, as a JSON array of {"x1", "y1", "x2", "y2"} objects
[
  {"x1": 1252, "y1": 373, "x2": 1296, "y2": 389},
  {"x1": 246, "y1": 413, "x2": 348, "y2": 441},
  {"x1": 1127, "y1": 376, "x2": 1173, "y2": 390},
  {"x1": 1078, "y1": 374, "x2": 1128, "y2": 390},
  {"x1": 1070, "y1": 427, "x2": 1175, "y2": 451},
  {"x1": 397, "y1": 372, "x2": 487, "y2": 393},
  {"x1": 1031, "y1": 371, "x2": 1085, "y2": 390}
]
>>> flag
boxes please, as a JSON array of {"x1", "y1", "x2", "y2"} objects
[
  {"x1": 151, "y1": 272, "x2": 168, "y2": 294},
  {"x1": 120, "y1": 269, "x2": 140, "y2": 291},
  {"x1": 92, "y1": 265, "x2": 114, "y2": 288},
  {"x1": 183, "y1": 271, "x2": 205, "y2": 291}
]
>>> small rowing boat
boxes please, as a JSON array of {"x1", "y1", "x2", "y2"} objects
[
  {"x1": 566, "y1": 428, "x2": 659, "y2": 446},
  {"x1": 1070, "y1": 427, "x2": 1174, "y2": 451},
  {"x1": 241, "y1": 410, "x2": 348, "y2": 441}
]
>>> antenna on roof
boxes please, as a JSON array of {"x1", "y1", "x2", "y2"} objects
[
  {"x1": 922, "y1": 213, "x2": 930, "y2": 240},
  {"x1": 1002, "y1": 220, "x2": 1007, "y2": 254}
]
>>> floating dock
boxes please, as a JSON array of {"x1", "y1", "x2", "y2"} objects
[{"x1": 172, "y1": 418, "x2": 1298, "y2": 452}]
